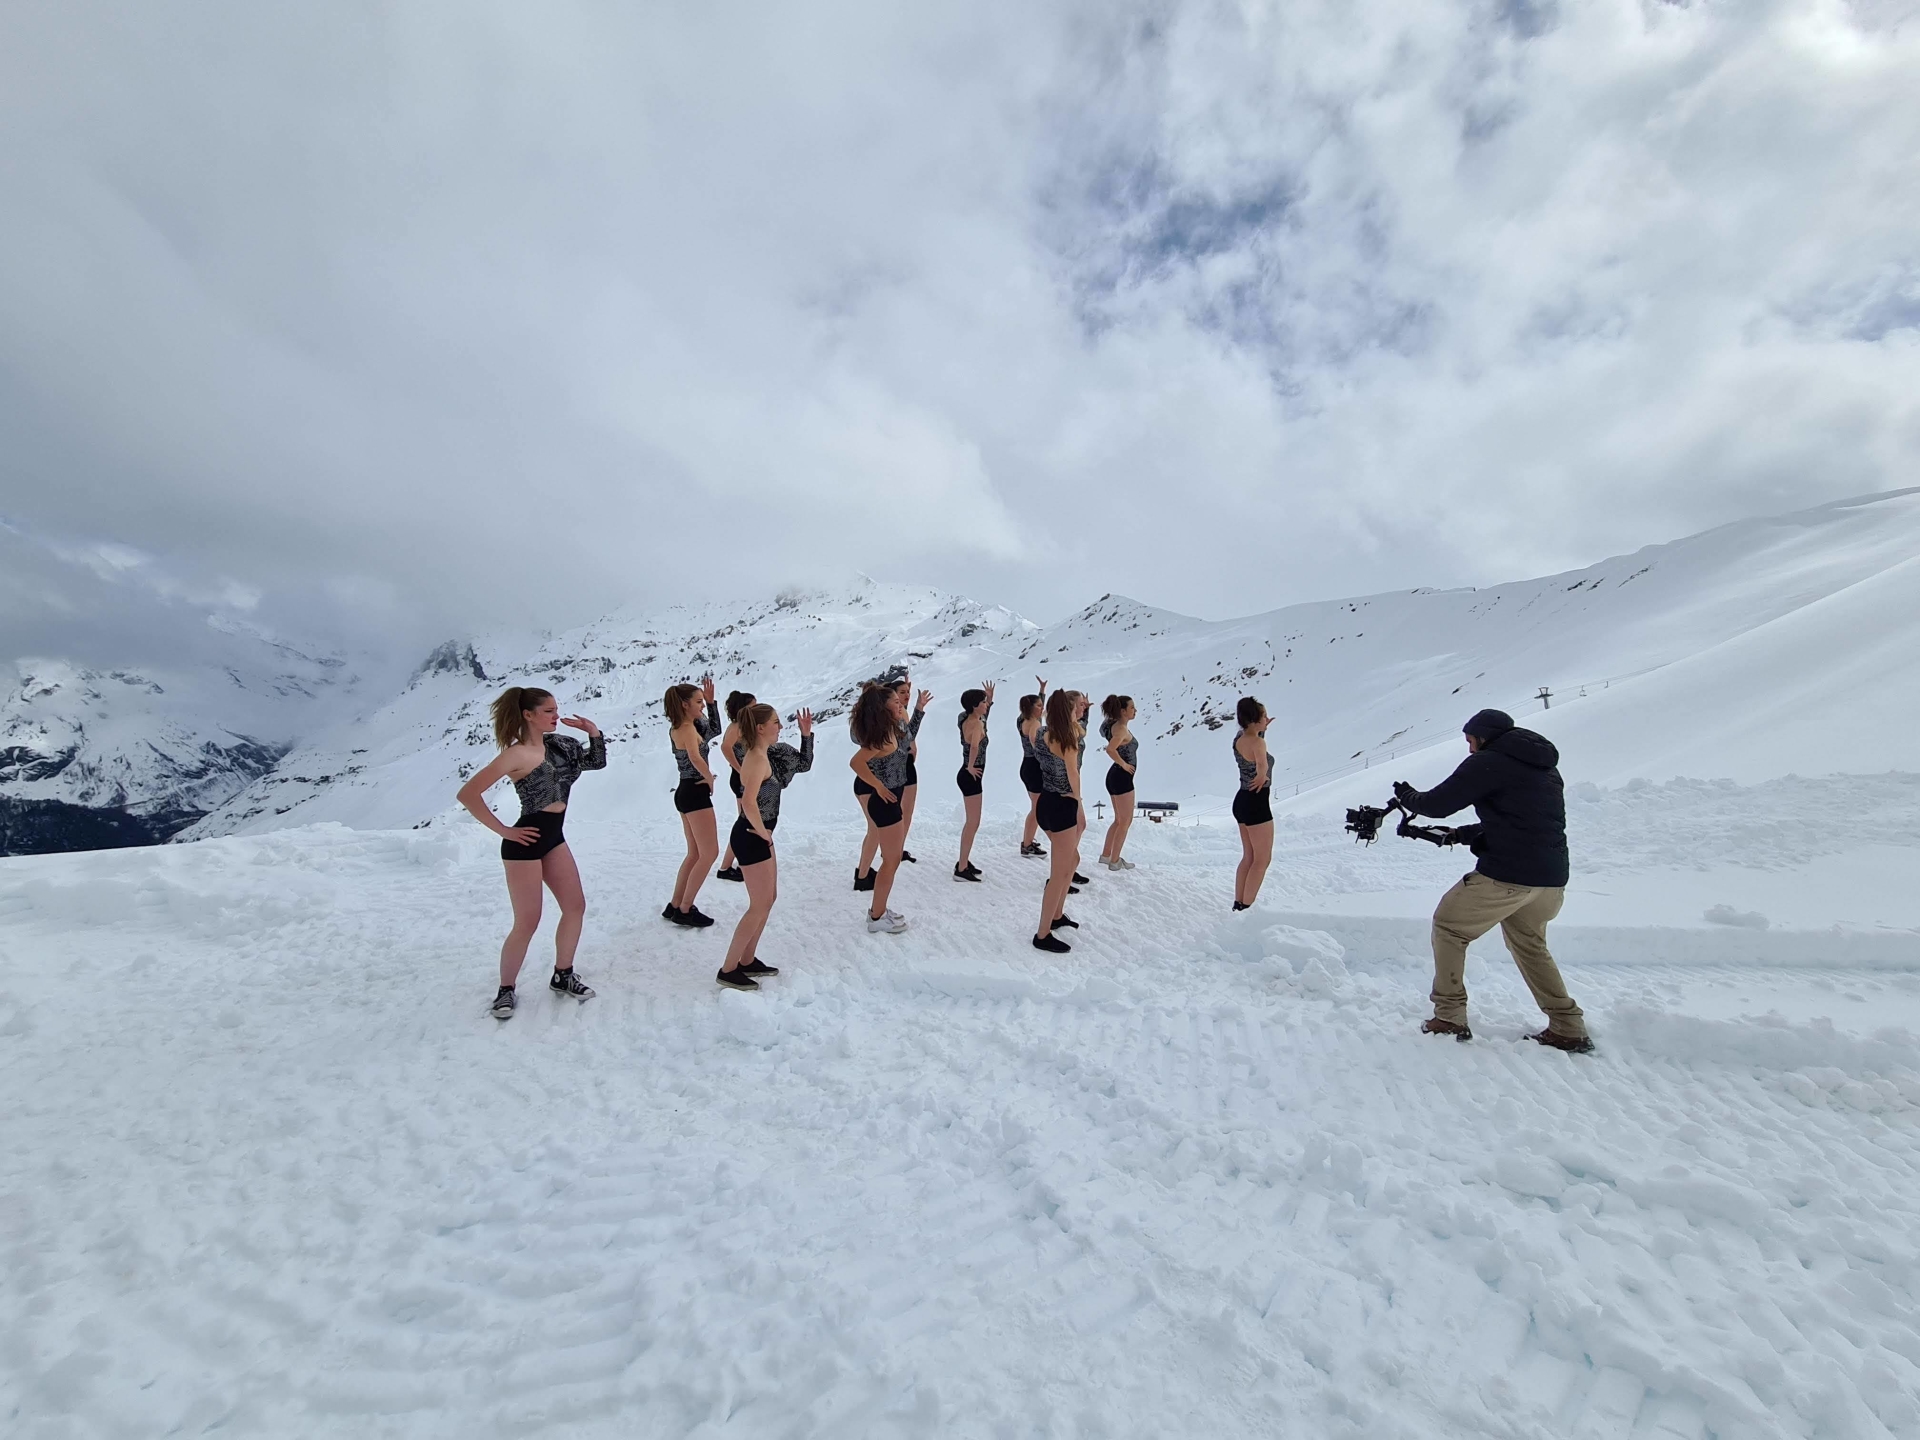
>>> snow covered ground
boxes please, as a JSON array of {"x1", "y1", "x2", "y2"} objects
[{"x1": 5, "y1": 769, "x2": 1917, "y2": 1437}]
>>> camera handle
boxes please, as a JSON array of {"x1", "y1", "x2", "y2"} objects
[{"x1": 1384, "y1": 798, "x2": 1467, "y2": 847}]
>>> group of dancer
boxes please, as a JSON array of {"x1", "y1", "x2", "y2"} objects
[{"x1": 457, "y1": 674, "x2": 1284, "y2": 1016}]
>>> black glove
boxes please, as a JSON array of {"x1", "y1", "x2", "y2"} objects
[
  {"x1": 1451, "y1": 823, "x2": 1484, "y2": 850},
  {"x1": 1391, "y1": 780, "x2": 1419, "y2": 807}
]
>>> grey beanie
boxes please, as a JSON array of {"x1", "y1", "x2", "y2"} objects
[{"x1": 1463, "y1": 708, "x2": 1515, "y2": 740}]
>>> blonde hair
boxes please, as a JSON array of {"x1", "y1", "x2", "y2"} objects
[
  {"x1": 736, "y1": 703, "x2": 777, "y2": 753},
  {"x1": 490, "y1": 686, "x2": 554, "y2": 750}
]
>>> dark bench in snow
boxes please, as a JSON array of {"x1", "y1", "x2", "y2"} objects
[{"x1": 1139, "y1": 801, "x2": 1179, "y2": 823}]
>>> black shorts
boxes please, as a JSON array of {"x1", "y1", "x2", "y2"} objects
[
  {"x1": 728, "y1": 770, "x2": 744, "y2": 798},
  {"x1": 956, "y1": 765, "x2": 982, "y2": 798},
  {"x1": 1232, "y1": 788, "x2": 1273, "y2": 826},
  {"x1": 1037, "y1": 793, "x2": 1079, "y2": 834},
  {"x1": 1105, "y1": 765, "x2": 1134, "y2": 796},
  {"x1": 854, "y1": 779, "x2": 903, "y2": 829},
  {"x1": 730, "y1": 814, "x2": 775, "y2": 867},
  {"x1": 673, "y1": 778, "x2": 714, "y2": 814},
  {"x1": 1019, "y1": 756, "x2": 1043, "y2": 794},
  {"x1": 903, "y1": 760, "x2": 919, "y2": 787},
  {"x1": 502, "y1": 810, "x2": 567, "y2": 861}
]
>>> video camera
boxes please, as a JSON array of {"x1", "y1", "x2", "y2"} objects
[{"x1": 1343, "y1": 798, "x2": 1466, "y2": 848}]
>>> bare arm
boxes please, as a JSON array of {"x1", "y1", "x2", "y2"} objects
[
  {"x1": 1252, "y1": 736, "x2": 1271, "y2": 791},
  {"x1": 1064, "y1": 746, "x2": 1082, "y2": 803},
  {"x1": 456, "y1": 753, "x2": 540, "y2": 842},
  {"x1": 720, "y1": 721, "x2": 743, "y2": 775}
]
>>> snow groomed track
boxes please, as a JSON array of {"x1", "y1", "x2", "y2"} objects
[{"x1": 3, "y1": 793, "x2": 1917, "y2": 1438}]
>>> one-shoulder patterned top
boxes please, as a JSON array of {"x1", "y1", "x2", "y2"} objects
[
  {"x1": 1101, "y1": 718, "x2": 1137, "y2": 773},
  {"x1": 747, "y1": 734, "x2": 814, "y2": 828},
  {"x1": 672, "y1": 702, "x2": 723, "y2": 782},
  {"x1": 1032, "y1": 728, "x2": 1074, "y2": 795},
  {"x1": 512, "y1": 733, "x2": 607, "y2": 814},
  {"x1": 959, "y1": 713, "x2": 988, "y2": 773},
  {"x1": 1235, "y1": 731, "x2": 1264, "y2": 790}
]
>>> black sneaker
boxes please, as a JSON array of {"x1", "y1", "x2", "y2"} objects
[
  {"x1": 1421, "y1": 1018, "x2": 1471, "y2": 1041},
  {"x1": 1050, "y1": 913, "x2": 1079, "y2": 930},
  {"x1": 900, "y1": 850, "x2": 918, "y2": 864},
  {"x1": 1068, "y1": 885, "x2": 1081, "y2": 895},
  {"x1": 1031, "y1": 933, "x2": 1071, "y2": 953},
  {"x1": 1232, "y1": 901, "x2": 1250, "y2": 912},
  {"x1": 1021, "y1": 842, "x2": 1046, "y2": 858},
  {"x1": 550, "y1": 968, "x2": 595, "y2": 1001},
  {"x1": 716, "y1": 866, "x2": 744, "y2": 883},
  {"x1": 854, "y1": 868, "x2": 876, "y2": 892},
  {"x1": 677, "y1": 906, "x2": 716, "y2": 929},
  {"x1": 490, "y1": 986, "x2": 517, "y2": 1020},
  {"x1": 662, "y1": 903, "x2": 681, "y2": 921},
  {"x1": 738, "y1": 956, "x2": 779, "y2": 977},
  {"x1": 1528, "y1": 1029, "x2": 1594, "y2": 1054},
  {"x1": 962, "y1": 862, "x2": 982, "y2": 878},
  {"x1": 953, "y1": 864, "x2": 982, "y2": 883},
  {"x1": 1072, "y1": 872, "x2": 1090, "y2": 885},
  {"x1": 716, "y1": 967, "x2": 760, "y2": 991}
]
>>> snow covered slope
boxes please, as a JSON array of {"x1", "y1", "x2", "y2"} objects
[
  {"x1": 191, "y1": 487, "x2": 1920, "y2": 840},
  {"x1": 0, "y1": 627, "x2": 364, "y2": 855},
  {"x1": 183, "y1": 584, "x2": 1037, "y2": 837}
]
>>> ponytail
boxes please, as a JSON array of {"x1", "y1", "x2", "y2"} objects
[
  {"x1": 490, "y1": 686, "x2": 554, "y2": 750},
  {"x1": 736, "y1": 703, "x2": 777, "y2": 752},
  {"x1": 663, "y1": 683, "x2": 701, "y2": 728},
  {"x1": 1044, "y1": 689, "x2": 1080, "y2": 755}
]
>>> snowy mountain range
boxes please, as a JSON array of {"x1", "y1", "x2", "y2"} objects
[
  {"x1": 6, "y1": 487, "x2": 1916, "y2": 854},
  {"x1": 0, "y1": 621, "x2": 367, "y2": 855}
]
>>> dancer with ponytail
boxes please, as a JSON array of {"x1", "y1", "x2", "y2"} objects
[
  {"x1": 714, "y1": 689, "x2": 756, "y2": 882},
  {"x1": 849, "y1": 685, "x2": 910, "y2": 933},
  {"x1": 717, "y1": 705, "x2": 814, "y2": 990},
  {"x1": 1098, "y1": 694, "x2": 1138, "y2": 871},
  {"x1": 456, "y1": 687, "x2": 605, "y2": 1020},
  {"x1": 1232, "y1": 696, "x2": 1275, "y2": 910},
  {"x1": 663, "y1": 676, "x2": 722, "y2": 928},
  {"x1": 954, "y1": 682, "x2": 994, "y2": 881},
  {"x1": 1017, "y1": 678, "x2": 1049, "y2": 857},
  {"x1": 1031, "y1": 689, "x2": 1083, "y2": 952},
  {"x1": 891, "y1": 677, "x2": 932, "y2": 864}
]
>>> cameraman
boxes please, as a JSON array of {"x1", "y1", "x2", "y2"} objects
[{"x1": 1392, "y1": 709, "x2": 1592, "y2": 1053}]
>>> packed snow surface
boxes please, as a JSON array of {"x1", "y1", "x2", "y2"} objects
[{"x1": 5, "y1": 768, "x2": 1918, "y2": 1437}]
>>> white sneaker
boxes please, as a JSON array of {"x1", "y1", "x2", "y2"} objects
[
  {"x1": 866, "y1": 910, "x2": 908, "y2": 934},
  {"x1": 1111, "y1": 857, "x2": 1135, "y2": 870}
]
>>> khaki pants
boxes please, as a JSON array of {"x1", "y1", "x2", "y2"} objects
[{"x1": 1430, "y1": 872, "x2": 1586, "y2": 1038}]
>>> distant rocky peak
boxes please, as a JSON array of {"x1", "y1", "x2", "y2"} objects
[{"x1": 412, "y1": 641, "x2": 488, "y2": 684}]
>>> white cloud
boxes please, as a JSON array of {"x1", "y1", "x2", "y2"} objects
[{"x1": 0, "y1": 0, "x2": 1915, "y2": 658}]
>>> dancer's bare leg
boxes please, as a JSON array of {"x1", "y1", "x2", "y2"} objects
[{"x1": 500, "y1": 860, "x2": 545, "y2": 986}]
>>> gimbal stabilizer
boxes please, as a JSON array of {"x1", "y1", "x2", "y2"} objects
[{"x1": 1343, "y1": 798, "x2": 1466, "y2": 848}]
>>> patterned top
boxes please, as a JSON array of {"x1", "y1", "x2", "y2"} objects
[
  {"x1": 1235, "y1": 731, "x2": 1265, "y2": 791},
  {"x1": 1101, "y1": 719, "x2": 1138, "y2": 773},
  {"x1": 1018, "y1": 721, "x2": 1040, "y2": 760},
  {"x1": 900, "y1": 706, "x2": 925, "y2": 753},
  {"x1": 511, "y1": 733, "x2": 607, "y2": 814},
  {"x1": 1032, "y1": 728, "x2": 1074, "y2": 795},
  {"x1": 959, "y1": 713, "x2": 988, "y2": 773},
  {"x1": 746, "y1": 734, "x2": 814, "y2": 828},
  {"x1": 672, "y1": 701, "x2": 723, "y2": 782}
]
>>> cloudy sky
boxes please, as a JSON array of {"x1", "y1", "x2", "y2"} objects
[{"x1": 3, "y1": 0, "x2": 1918, "y2": 671}]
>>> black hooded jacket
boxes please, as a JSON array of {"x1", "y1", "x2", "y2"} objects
[{"x1": 1403, "y1": 728, "x2": 1569, "y2": 888}]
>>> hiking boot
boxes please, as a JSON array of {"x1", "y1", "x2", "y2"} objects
[
  {"x1": 490, "y1": 986, "x2": 517, "y2": 1020},
  {"x1": 550, "y1": 968, "x2": 595, "y2": 1001},
  {"x1": 716, "y1": 866, "x2": 744, "y2": 882},
  {"x1": 1421, "y1": 1018, "x2": 1472, "y2": 1041},
  {"x1": 1528, "y1": 1029, "x2": 1594, "y2": 1054},
  {"x1": 854, "y1": 868, "x2": 876, "y2": 892},
  {"x1": 716, "y1": 967, "x2": 760, "y2": 991},
  {"x1": 738, "y1": 956, "x2": 779, "y2": 978},
  {"x1": 1031, "y1": 933, "x2": 1071, "y2": 953}
]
